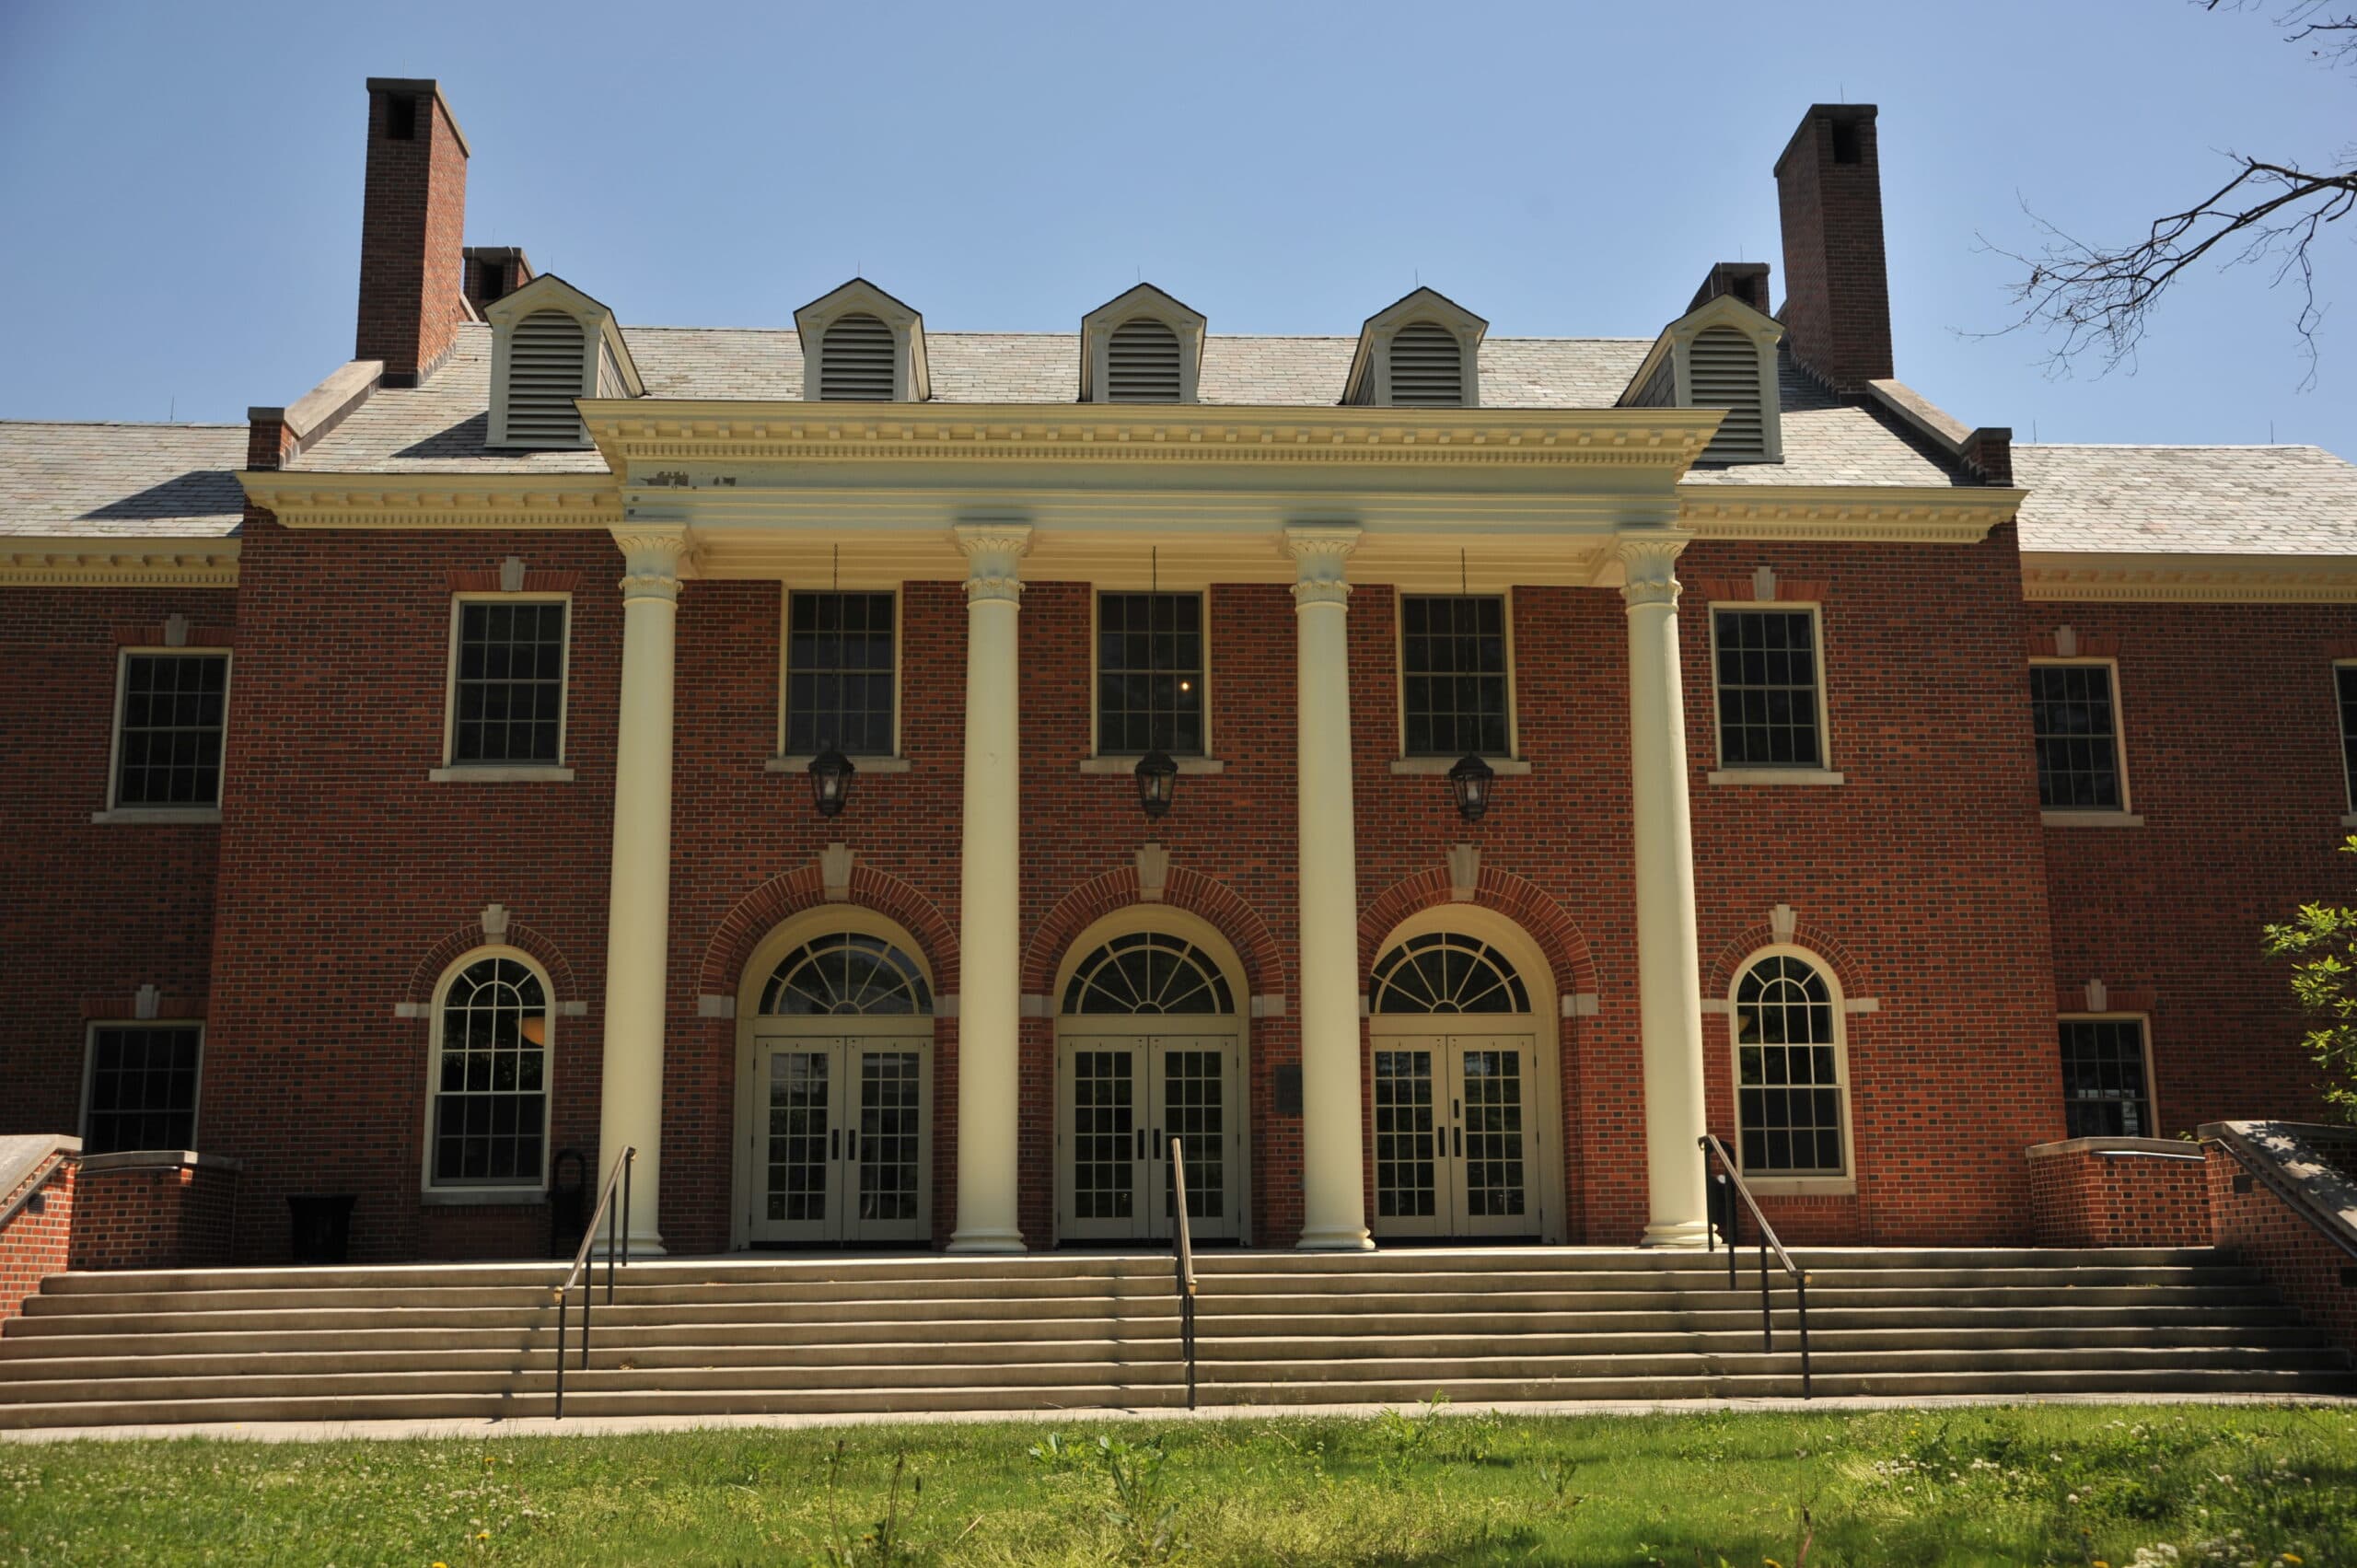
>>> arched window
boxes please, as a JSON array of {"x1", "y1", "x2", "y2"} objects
[
  {"x1": 1062, "y1": 931, "x2": 1235, "y2": 1015},
  {"x1": 759, "y1": 932, "x2": 932, "y2": 1015},
  {"x1": 1733, "y1": 954, "x2": 1847, "y2": 1175},
  {"x1": 1106, "y1": 318, "x2": 1182, "y2": 402},
  {"x1": 429, "y1": 955, "x2": 551, "y2": 1189},
  {"x1": 1369, "y1": 932, "x2": 1529, "y2": 1014},
  {"x1": 819, "y1": 312, "x2": 897, "y2": 401},
  {"x1": 504, "y1": 310, "x2": 588, "y2": 446},
  {"x1": 1387, "y1": 320, "x2": 1465, "y2": 406}
]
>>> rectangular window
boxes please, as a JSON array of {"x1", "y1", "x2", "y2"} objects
[
  {"x1": 113, "y1": 653, "x2": 229, "y2": 807},
  {"x1": 82, "y1": 1025, "x2": 202, "y2": 1154},
  {"x1": 2338, "y1": 664, "x2": 2357, "y2": 809},
  {"x1": 450, "y1": 599, "x2": 567, "y2": 765},
  {"x1": 2059, "y1": 1017, "x2": 2154, "y2": 1138},
  {"x1": 2030, "y1": 662, "x2": 2123, "y2": 810},
  {"x1": 784, "y1": 591, "x2": 897, "y2": 756},
  {"x1": 1400, "y1": 594, "x2": 1510, "y2": 756},
  {"x1": 1713, "y1": 608, "x2": 1823, "y2": 768},
  {"x1": 1097, "y1": 592, "x2": 1204, "y2": 755}
]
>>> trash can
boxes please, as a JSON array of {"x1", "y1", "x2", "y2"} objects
[{"x1": 286, "y1": 1193, "x2": 357, "y2": 1264}]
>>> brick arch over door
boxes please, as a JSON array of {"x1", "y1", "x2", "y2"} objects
[
  {"x1": 1357, "y1": 866, "x2": 1599, "y2": 997},
  {"x1": 1022, "y1": 865, "x2": 1283, "y2": 999},
  {"x1": 1702, "y1": 916, "x2": 1869, "y2": 1001},
  {"x1": 401, "y1": 918, "x2": 583, "y2": 1008},
  {"x1": 699, "y1": 864, "x2": 958, "y2": 998}
]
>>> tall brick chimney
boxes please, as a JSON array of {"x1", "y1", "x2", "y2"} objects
[
  {"x1": 356, "y1": 78, "x2": 470, "y2": 387},
  {"x1": 1773, "y1": 104, "x2": 1892, "y2": 392}
]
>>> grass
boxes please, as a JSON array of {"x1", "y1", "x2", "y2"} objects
[{"x1": 2, "y1": 1402, "x2": 2352, "y2": 1565}]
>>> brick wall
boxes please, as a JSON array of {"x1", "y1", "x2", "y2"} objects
[
  {"x1": 69, "y1": 1155, "x2": 238, "y2": 1271},
  {"x1": 2038, "y1": 602, "x2": 2356, "y2": 1132},
  {"x1": 2207, "y1": 1138, "x2": 2357, "y2": 1355},
  {"x1": 0, "y1": 1159, "x2": 74, "y2": 1324},
  {"x1": 2026, "y1": 1138, "x2": 2210, "y2": 1248},
  {"x1": 1773, "y1": 105, "x2": 1893, "y2": 391},
  {"x1": 0, "y1": 586, "x2": 234, "y2": 1141},
  {"x1": 355, "y1": 81, "x2": 468, "y2": 383}
]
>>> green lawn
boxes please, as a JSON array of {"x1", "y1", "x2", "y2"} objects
[{"x1": 3, "y1": 1403, "x2": 2351, "y2": 1566}]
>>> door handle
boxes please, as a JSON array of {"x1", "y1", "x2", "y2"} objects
[
  {"x1": 831, "y1": 1128, "x2": 841, "y2": 1160},
  {"x1": 1453, "y1": 1125, "x2": 1463, "y2": 1157},
  {"x1": 1152, "y1": 1127, "x2": 1162, "y2": 1158},
  {"x1": 847, "y1": 1129, "x2": 858, "y2": 1163},
  {"x1": 1135, "y1": 1127, "x2": 1145, "y2": 1161}
]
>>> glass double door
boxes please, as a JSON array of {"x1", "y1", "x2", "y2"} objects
[
  {"x1": 1372, "y1": 1034, "x2": 1536, "y2": 1239},
  {"x1": 748, "y1": 1035, "x2": 931, "y2": 1245},
  {"x1": 1057, "y1": 1033, "x2": 1241, "y2": 1243}
]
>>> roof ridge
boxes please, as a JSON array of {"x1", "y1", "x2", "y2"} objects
[
  {"x1": 2019, "y1": 442, "x2": 2328, "y2": 452},
  {"x1": 0, "y1": 418, "x2": 246, "y2": 431}
]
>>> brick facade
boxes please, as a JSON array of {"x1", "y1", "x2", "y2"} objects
[
  {"x1": 2027, "y1": 1139, "x2": 2210, "y2": 1249},
  {"x1": 0, "y1": 1159, "x2": 72, "y2": 1324},
  {"x1": 2207, "y1": 1139, "x2": 2357, "y2": 1355},
  {"x1": 68, "y1": 1155, "x2": 239, "y2": 1272}
]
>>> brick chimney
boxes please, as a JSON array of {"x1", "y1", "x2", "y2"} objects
[
  {"x1": 463, "y1": 246, "x2": 533, "y2": 314},
  {"x1": 1773, "y1": 104, "x2": 1893, "y2": 391},
  {"x1": 356, "y1": 78, "x2": 470, "y2": 387},
  {"x1": 1687, "y1": 261, "x2": 1771, "y2": 317}
]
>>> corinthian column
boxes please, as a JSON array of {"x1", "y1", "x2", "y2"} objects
[
  {"x1": 948, "y1": 524, "x2": 1031, "y2": 1252},
  {"x1": 597, "y1": 527, "x2": 691, "y2": 1255},
  {"x1": 1619, "y1": 530, "x2": 1710, "y2": 1248},
  {"x1": 1288, "y1": 526, "x2": 1375, "y2": 1251}
]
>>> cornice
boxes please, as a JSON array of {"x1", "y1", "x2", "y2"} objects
[
  {"x1": 238, "y1": 471, "x2": 622, "y2": 530},
  {"x1": 0, "y1": 538, "x2": 240, "y2": 587},
  {"x1": 2022, "y1": 550, "x2": 2357, "y2": 604},
  {"x1": 581, "y1": 401, "x2": 1723, "y2": 472},
  {"x1": 1678, "y1": 485, "x2": 2020, "y2": 544}
]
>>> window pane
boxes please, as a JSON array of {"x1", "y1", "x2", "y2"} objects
[
  {"x1": 430, "y1": 958, "x2": 551, "y2": 1186},
  {"x1": 1713, "y1": 610, "x2": 1821, "y2": 769},
  {"x1": 1399, "y1": 596, "x2": 1510, "y2": 756},
  {"x1": 84, "y1": 1025, "x2": 202, "y2": 1154},
  {"x1": 784, "y1": 592, "x2": 897, "y2": 755},
  {"x1": 1732, "y1": 957, "x2": 1844, "y2": 1173},
  {"x1": 1095, "y1": 593, "x2": 1204, "y2": 755},
  {"x1": 2338, "y1": 667, "x2": 2357, "y2": 810},
  {"x1": 451, "y1": 602, "x2": 566, "y2": 765},
  {"x1": 115, "y1": 655, "x2": 229, "y2": 807},
  {"x1": 2030, "y1": 664, "x2": 2122, "y2": 810},
  {"x1": 2059, "y1": 1018, "x2": 2153, "y2": 1138}
]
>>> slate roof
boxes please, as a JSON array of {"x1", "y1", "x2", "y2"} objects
[
  {"x1": 0, "y1": 422, "x2": 248, "y2": 539},
  {"x1": 2014, "y1": 444, "x2": 2357, "y2": 556}
]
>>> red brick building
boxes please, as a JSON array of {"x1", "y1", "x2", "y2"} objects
[{"x1": 5, "y1": 84, "x2": 2352, "y2": 1264}]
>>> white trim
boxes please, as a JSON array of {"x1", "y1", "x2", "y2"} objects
[
  {"x1": 768, "y1": 755, "x2": 911, "y2": 774},
  {"x1": 2059, "y1": 1011, "x2": 2163, "y2": 1140},
  {"x1": 1390, "y1": 756, "x2": 1530, "y2": 775},
  {"x1": 2336, "y1": 660, "x2": 2357, "y2": 815},
  {"x1": 1080, "y1": 755, "x2": 1225, "y2": 775},
  {"x1": 105, "y1": 647, "x2": 233, "y2": 815},
  {"x1": 1724, "y1": 943, "x2": 1857, "y2": 1184},
  {"x1": 1708, "y1": 769, "x2": 1845, "y2": 787},
  {"x1": 1705, "y1": 601, "x2": 1834, "y2": 776},
  {"x1": 418, "y1": 946, "x2": 557, "y2": 1197},
  {"x1": 2029, "y1": 655, "x2": 2135, "y2": 818},
  {"x1": 778, "y1": 587, "x2": 902, "y2": 761},
  {"x1": 441, "y1": 592, "x2": 572, "y2": 771},
  {"x1": 80, "y1": 1019, "x2": 205, "y2": 1153},
  {"x1": 1392, "y1": 587, "x2": 1521, "y2": 763},
  {"x1": 1089, "y1": 587, "x2": 1213, "y2": 761}
]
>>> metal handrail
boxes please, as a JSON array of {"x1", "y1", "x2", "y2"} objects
[
  {"x1": 552, "y1": 1145, "x2": 634, "y2": 1420},
  {"x1": 0, "y1": 1153, "x2": 72, "y2": 1232},
  {"x1": 1170, "y1": 1136, "x2": 1198, "y2": 1411},
  {"x1": 1699, "y1": 1133, "x2": 1810, "y2": 1399}
]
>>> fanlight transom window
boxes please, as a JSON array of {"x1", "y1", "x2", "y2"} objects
[
  {"x1": 1369, "y1": 932, "x2": 1530, "y2": 1014},
  {"x1": 1062, "y1": 932, "x2": 1235, "y2": 1015},
  {"x1": 760, "y1": 933, "x2": 933, "y2": 1015}
]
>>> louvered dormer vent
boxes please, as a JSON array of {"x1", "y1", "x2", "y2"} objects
[
  {"x1": 505, "y1": 309, "x2": 589, "y2": 446},
  {"x1": 1106, "y1": 318, "x2": 1183, "y2": 402},
  {"x1": 1689, "y1": 325, "x2": 1765, "y2": 460},
  {"x1": 1388, "y1": 320, "x2": 1465, "y2": 406},
  {"x1": 820, "y1": 312, "x2": 897, "y2": 401}
]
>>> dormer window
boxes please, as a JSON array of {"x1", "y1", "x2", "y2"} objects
[
  {"x1": 1081, "y1": 285, "x2": 1204, "y2": 404},
  {"x1": 1343, "y1": 287, "x2": 1486, "y2": 409},
  {"x1": 1107, "y1": 319, "x2": 1183, "y2": 401},
  {"x1": 486, "y1": 273, "x2": 643, "y2": 450},
  {"x1": 1616, "y1": 284, "x2": 1784, "y2": 464},
  {"x1": 1689, "y1": 326, "x2": 1765, "y2": 459},
  {"x1": 795, "y1": 280, "x2": 929, "y2": 403}
]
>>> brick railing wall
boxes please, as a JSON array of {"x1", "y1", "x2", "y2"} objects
[
  {"x1": 0, "y1": 1144, "x2": 77, "y2": 1322},
  {"x1": 2026, "y1": 1137, "x2": 2210, "y2": 1248},
  {"x1": 2203, "y1": 1122, "x2": 2357, "y2": 1357},
  {"x1": 68, "y1": 1152, "x2": 240, "y2": 1272}
]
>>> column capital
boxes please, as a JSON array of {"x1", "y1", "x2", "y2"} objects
[
  {"x1": 953, "y1": 524, "x2": 1032, "y2": 606},
  {"x1": 1285, "y1": 525, "x2": 1361, "y2": 608},
  {"x1": 610, "y1": 527, "x2": 695, "y2": 603},
  {"x1": 1616, "y1": 529, "x2": 1693, "y2": 610}
]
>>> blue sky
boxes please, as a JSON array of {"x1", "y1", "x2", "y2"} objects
[{"x1": 2, "y1": 0, "x2": 2350, "y2": 448}]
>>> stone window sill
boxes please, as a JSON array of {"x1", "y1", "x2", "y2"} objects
[
  {"x1": 421, "y1": 1187, "x2": 548, "y2": 1207},
  {"x1": 89, "y1": 807, "x2": 222, "y2": 825},
  {"x1": 428, "y1": 765, "x2": 575, "y2": 784},
  {"x1": 1080, "y1": 755, "x2": 1225, "y2": 775},
  {"x1": 1389, "y1": 756, "x2": 1532, "y2": 776},
  {"x1": 2042, "y1": 810, "x2": 2144, "y2": 828},
  {"x1": 1707, "y1": 769, "x2": 1844, "y2": 786},
  {"x1": 765, "y1": 755, "x2": 912, "y2": 774},
  {"x1": 1738, "y1": 1175, "x2": 1857, "y2": 1197}
]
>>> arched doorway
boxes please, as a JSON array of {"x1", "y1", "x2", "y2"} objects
[
  {"x1": 732, "y1": 910, "x2": 936, "y2": 1248},
  {"x1": 1052, "y1": 909, "x2": 1249, "y2": 1245},
  {"x1": 1366, "y1": 910, "x2": 1564, "y2": 1243}
]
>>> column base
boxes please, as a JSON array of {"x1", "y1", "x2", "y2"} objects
[
  {"x1": 946, "y1": 1229, "x2": 1028, "y2": 1254},
  {"x1": 1296, "y1": 1226, "x2": 1376, "y2": 1252},
  {"x1": 1640, "y1": 1217, "x2": 1713, "y2": 1249}
]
